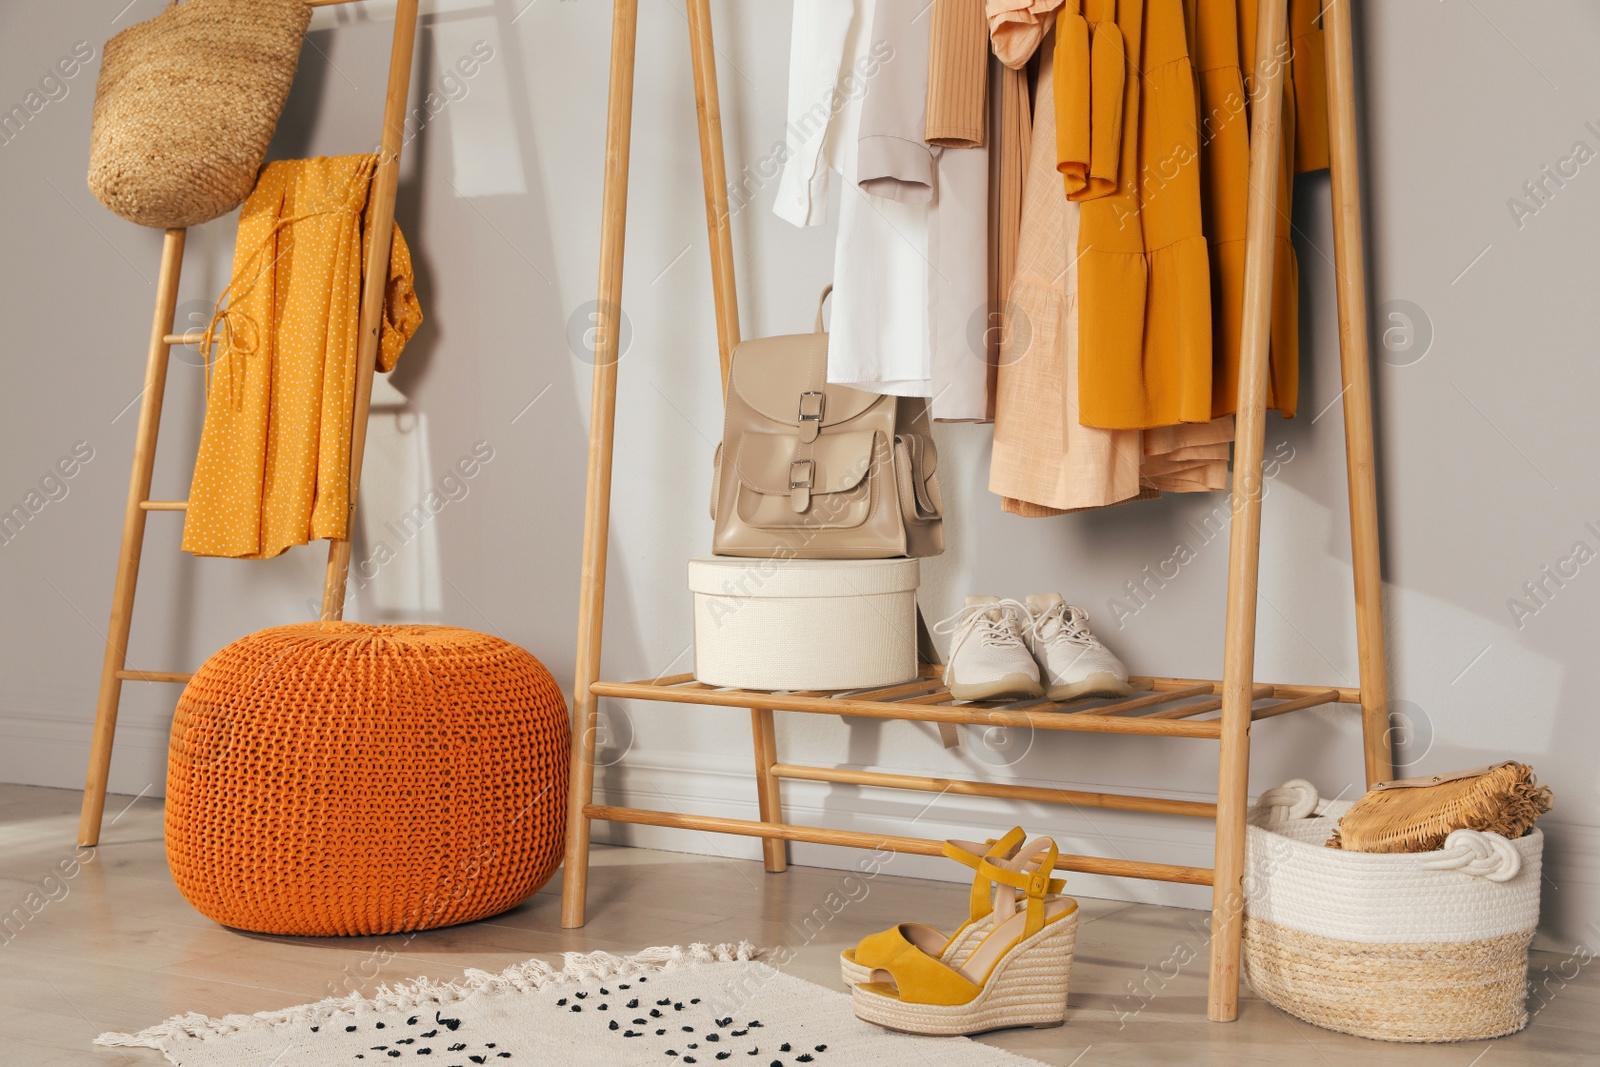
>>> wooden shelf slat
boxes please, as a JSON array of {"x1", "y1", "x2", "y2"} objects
[
  {"x1": 596, "y1": 672, "x2": 1354, "y2": 737},
  {"x1": 1075, "y1": 682, "x2": 1215, "y2": 716},
  {"x1": 1148, "y1": 675, "x2": 1359, "y2": 703},
  {"x1": 1139, "y1": 686, "x2": 1274, "y2": 721},
  {"x1": 591, "y1": 678, "x2": 1225, "y2": 738},
  {"x1": 1251, "y1": 689, "x2": 1341, "y2": 720},
  {"x1": 1142, "y1": 698, "x2": 1223, "y2": 721},
  {"x1": 646, "y1": 672, "x2": 699, "y2": 687},
  {"x1": 655, "y1": 673, "x2": 1358, "y2": 703}
]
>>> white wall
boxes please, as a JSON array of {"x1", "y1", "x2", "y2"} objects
[{"x1": 1, "y1": 1, "x2": 1597, "y2": 950}]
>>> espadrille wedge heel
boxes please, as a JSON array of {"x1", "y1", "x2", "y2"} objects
[
  {"x1": 851, "y1": 838, "x2": 1078, "y2": 1036},
  {"x1": 840, "y1": 828, "x2": 1035, "y2": 987}
]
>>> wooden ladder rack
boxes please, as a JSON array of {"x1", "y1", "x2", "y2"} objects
[
  {"x1": 560, "y1": 0, "x2": 1393, "y2": 1023},
  {"x1": 77, "y1": 0, "x2": 422, "y2": 847}
]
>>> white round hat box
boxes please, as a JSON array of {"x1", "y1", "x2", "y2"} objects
[{"x1": 688, "y1": 556, "x2": 920, "y2": 691}]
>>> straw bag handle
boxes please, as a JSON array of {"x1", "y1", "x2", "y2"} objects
[{"x1": 1420, "y1": 829, "x2": 1522, "y2": 881}]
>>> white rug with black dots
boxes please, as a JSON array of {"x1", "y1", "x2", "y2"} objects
[{"x1": 96, "y1": 942, "x2": 1048, "y2": 1066}]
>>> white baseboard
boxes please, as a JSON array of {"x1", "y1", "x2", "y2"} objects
[
  {"x1": 0, "y1": 702, "x2": 171, "y2": 798},
  {"x1": 1535, "y1": 820, "x2": 1600, "y2": 953}
]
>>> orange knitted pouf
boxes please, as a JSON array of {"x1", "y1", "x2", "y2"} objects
[{"x1": 164, "y1": 623, "x2": 570, "y2": 936}]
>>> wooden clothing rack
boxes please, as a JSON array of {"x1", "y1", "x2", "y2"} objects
[
  {"x1": 560, "y1": 0, "x2": 1393, "y2": 1023},
  {"x1": 77, "y1": 0, "x2": 422, "y2": 848}
]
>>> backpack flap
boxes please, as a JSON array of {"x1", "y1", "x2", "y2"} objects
[{"x1": 727, "y1": 331, "x2": 881, "y2": 434}]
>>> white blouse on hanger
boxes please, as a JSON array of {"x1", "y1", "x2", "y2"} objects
[{"x1": 773, "y1": 0, "x2": 987, "y2": 422}]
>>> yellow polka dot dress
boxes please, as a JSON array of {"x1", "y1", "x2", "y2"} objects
[{"x1": 182, "y1": 155, "x2": 422, "y2": 559}]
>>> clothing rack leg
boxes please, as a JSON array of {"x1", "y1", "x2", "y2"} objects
[
  {"x1": 685, "y1": 0, "x2": 741, "y2": 386},
  {"x1": 1323, "y1": 0, "x2": 1393, "y2": 787},
  {"x1": 1208, "y1": 0, "x2": 1291, "y2": 1023},
  {"x1": 78, "y1": 227, "x2": 187, "y2": 847},
  {"x1": 561, "y1": 0, "x2": 641, "y2": 929},
  {"x1": 750, "y1": 710, "x2": 788, "y2": 872},
  {"x1": 321, "y1": 0, "x2": 422, "y2": 621},
  {"x1": 685, "y1": 0, "x2": 786, "y2": 870},
  {"x1": 917, "y1": 605, "x2": 961, "y2": 749}
]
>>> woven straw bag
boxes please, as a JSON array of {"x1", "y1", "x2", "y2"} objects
[
  {"x1": 1243, "y1": 780, "x2": 1541, "y2": 1043},
  {"x1": 88, "y1": 0, "x2": 310, "y2": 229}
]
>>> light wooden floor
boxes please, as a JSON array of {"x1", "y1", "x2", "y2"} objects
[{"x1": 2, "y1": 783, "x2": 1595, "y2": 1066}]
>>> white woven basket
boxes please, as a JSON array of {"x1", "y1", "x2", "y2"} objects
[{"x1": 1243, "y1": 779, "x2": 1541, "y2": 1043}]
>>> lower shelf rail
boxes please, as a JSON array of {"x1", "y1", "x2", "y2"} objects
[{"x1": 585, "y1": 804, "x2": 1217, "y2": 885}]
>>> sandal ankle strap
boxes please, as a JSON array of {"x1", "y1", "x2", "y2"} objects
[
  {"x1": 942, "y1": 827, "x2": 1026, "y2": 923},
  {"x1": 978, "y1": 838, "x2": 1064, "y2": 939}
]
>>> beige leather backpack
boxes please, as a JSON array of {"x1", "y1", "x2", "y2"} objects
[{"x1": 711, "y1": 288, "x2": 944, "y2": 559}]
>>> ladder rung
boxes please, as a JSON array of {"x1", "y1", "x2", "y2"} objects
[
  {"x1": 163, "y1": 331, "x2": 206, "y2": 345},
  {"x1": 139, "y1": 500, "x2": 189, "y2": 511},
  {"x1": 115, "y1": 670, "x2": 192, "y2": 683}
]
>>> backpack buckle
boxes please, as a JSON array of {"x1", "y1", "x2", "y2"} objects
[{"x1": 798, "y1": 391, "x2": 824, "y2": 442}]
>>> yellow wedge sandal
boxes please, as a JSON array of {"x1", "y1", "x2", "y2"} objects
[
  {"x1": 850, "y1": 837, "x2": 1078, "y2": 1036},
  {"x1": 838, "y1": 828, "x2": 1028, "y2": 987}
]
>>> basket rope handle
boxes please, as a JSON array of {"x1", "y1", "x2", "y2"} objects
[
  {"x1": 1419, "y1": 829, "x2": 1522, "y2": 882},
  {"x1": 1258, "y1": 779, "x2": 1320, "y2": 824},
  {"x1": 1259, "y1": 781, "x2": 1522, "y2": 880}
]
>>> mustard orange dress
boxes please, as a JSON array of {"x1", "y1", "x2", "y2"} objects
[
  {"x1": 1056, "y1": 0, "x2": 1213, "y2": 430},
  {"x1": 1196, "y1": 0, "x2": 1330, "y2": 419},
  {"x1": 182, "y1": 155, "x2": 422, "y2": 559}
]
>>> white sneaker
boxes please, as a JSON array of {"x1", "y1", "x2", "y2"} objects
[
  {"x1": 934, "y1": 597, "x2": 1045, "y2": 702},
  {"x1": 1025, "y1": 594, "x2": 1132, "y2": 701}
]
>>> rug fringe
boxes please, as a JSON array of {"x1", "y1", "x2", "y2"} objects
[{"x1": 95, "y1": 940, "x2": 761, "y2": 1050}]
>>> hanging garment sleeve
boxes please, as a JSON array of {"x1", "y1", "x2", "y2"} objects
[{"x1": 857, "y1": 0, "x2": 938, "y2": 202}]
